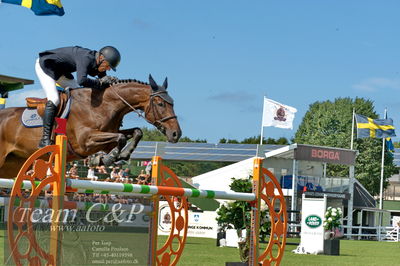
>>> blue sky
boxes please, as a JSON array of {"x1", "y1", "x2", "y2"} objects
[{"x1": 1, "y1": 1, "x2": 399, "y2": 144}]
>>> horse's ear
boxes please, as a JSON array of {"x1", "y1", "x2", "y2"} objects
[
  {"x1": 149, "y1": 74, "x2": 158, "y2": 91},
  {"x1": 163, "y1": 77, "x2": 168, "y2": 89}
]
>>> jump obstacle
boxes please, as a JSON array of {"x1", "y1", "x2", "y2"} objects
[{"x1": 5, "y1": 132, "x2": 288, "y2": 265}]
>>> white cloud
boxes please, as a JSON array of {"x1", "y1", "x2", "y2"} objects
[{"x1": 353, "y1": 77, "x2": 400, "y2": 92}]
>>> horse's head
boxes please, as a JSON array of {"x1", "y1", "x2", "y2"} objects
[{"x1": 145, "y1": 75, "x2": 182, "y2": 143}]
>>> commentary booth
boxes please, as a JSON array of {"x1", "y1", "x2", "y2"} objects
[{"x1": 263, "y1": 143, "x2": 374, "y2": 237}]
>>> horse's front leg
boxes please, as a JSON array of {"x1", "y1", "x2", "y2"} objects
[{"x1": 118, "y1": 128, "x2": 143, "y2": 160}]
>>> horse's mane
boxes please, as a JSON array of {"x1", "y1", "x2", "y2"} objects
[{"x1": 111, "y1": 79, "x2": 149, "y2": 86}]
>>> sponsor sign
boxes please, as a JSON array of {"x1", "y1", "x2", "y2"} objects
[
  {"x1": 294, "y1": 144, "x2": 356, "y2": 165},
  {"x1": 305, "y1": 215, "x2": 322, "y2": 228},
  {"x1": 304, "y1": 191, "x2": 350, "y2": 200},
  {"x1": 158, "y1": 202, "x2": 218, "y2": 238},
  {"x1": 299, "y1": 195, "x2": 326, "y2": 254}
]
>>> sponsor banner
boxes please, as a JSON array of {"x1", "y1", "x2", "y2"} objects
[
  {"x1": 295, "y1": 144, "x2": 356, "y2": 165},
  {"x1": 158, "y1": 202, "x2": 218, "y2": 239},
  {"x1": 304, "y1": 191, "x2": 350, "y2": 200},
  {"x1": 299, "y1": 195, "x2": 326, "y2": 254}
]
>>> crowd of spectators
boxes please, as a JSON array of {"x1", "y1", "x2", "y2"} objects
[
  {"x1": 0, "y1": 160, "x2": 153, "y2": 205},
  {"x1": 62, "y1": 160, "x2": 152, "y2": 205},
  {"x1": 65, "y1": 161, "x2": 152, "y2": 185}
]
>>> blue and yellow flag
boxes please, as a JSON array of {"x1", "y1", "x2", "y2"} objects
[
  {"x1": 0, "y1": 98, "x2": 5, "y2": 110},
  {"x1": 386, "y1": 137, "x2": 395, "y2": 155},
  {"x1": 355, "y1": 114, "x2": 396, "y2": 139},
  {"x1": 2, "y1": 0, "x2": 64, "y2": 16}
]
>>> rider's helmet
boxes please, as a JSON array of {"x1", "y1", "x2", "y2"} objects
[{"x1": 99, "y1": 46, "x2": 121, "y2": 71}]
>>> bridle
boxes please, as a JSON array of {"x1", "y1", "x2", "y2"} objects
[
  {"x1": 145, "y1": 91, "x2": 177, "y2": 133},
  {"x1": 110, "y1": 86, "x2": 177, "y2": 133}
]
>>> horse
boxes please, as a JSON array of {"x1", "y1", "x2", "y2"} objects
[{"x1": 0, "y1": 75, "x2": 181, "y2": 179}]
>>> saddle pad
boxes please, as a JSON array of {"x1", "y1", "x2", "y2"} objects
[{"x1": 21, "y1": 108, "x2": 43, "y2": 128}]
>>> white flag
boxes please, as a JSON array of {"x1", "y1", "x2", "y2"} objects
[{"x1": 262, "y1": 97, "x2": 297, "y2": 129}]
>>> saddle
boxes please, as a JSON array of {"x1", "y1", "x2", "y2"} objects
[{"x1": 25, "y1": 91, "x2": 70, "y2": 118}]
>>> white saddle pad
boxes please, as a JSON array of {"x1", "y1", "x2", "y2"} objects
[{"x1": 21, "y1": 108, "x2": 43, "y2": 128}]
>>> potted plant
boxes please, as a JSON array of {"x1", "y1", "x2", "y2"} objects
[
  {"x1": 323, "y1": 207, "x2": 343, "y2": 255},
  {"x1": 216, "y1": 177, "x2": 270, "y2": 265}
]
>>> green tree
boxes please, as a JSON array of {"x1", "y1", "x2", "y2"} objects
[
  {"x1": 141, "y1": 127, "x2": 207, "y2": 143},
  {"x1": 141, "y1": 127, "x2": 167, "y2": 141},
  {"x1": 220, "y1": 136, "x2": 290, "y2": 145},
  {"x1": 294, "y1": 97, "x2": 397, "y2": 196}
]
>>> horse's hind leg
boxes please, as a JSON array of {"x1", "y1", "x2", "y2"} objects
[{"x1": 118, "y1": 128, "x2": 143, "y2": 160}]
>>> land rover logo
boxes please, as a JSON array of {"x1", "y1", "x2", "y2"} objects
[{"x1": 305, "y1": 215, "x2": 322, "y2": 228}]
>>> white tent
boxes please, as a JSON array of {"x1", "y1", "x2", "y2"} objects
[{"x1": 191, "y1": 157, "x2": 255, "y2": 192}]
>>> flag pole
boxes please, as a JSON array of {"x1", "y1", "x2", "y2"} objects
[
  {"x1": 260, "y1": 96, "x2": 265, "y2": 145},
  {"x1": 350, "y1": 108, "x2": 355, "y2": 150},
  {"x1": 379, "y1": 108, "x2": 387, "y2": 210}
]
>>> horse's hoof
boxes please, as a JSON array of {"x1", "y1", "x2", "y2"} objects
[{"x1": 89, "y1": 155, "x2": 101, "y2": 167}]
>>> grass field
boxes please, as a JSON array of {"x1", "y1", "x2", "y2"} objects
[
  {"x1": 178, "y1": 237, "x2": 400, "y2": 266},
  {"x1": 1, "y1": 229, "x2": 399, "y2": 265}
]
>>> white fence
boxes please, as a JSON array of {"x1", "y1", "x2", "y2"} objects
[{"x1": 287, "y1": 223, "x2": 399, "y2": 242}]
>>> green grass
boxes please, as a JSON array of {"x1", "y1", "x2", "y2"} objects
[
  {"x1": 1, "y1": 230, "x2": 399, "y2": 265},
  {"x1": 177, "y1": 237, "x2": 400, "y2": 266}
]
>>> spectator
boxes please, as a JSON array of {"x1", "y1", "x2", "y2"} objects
[
  {"x1": 87, "y1": 166, "x2": 98, "y2": 181},
  {"x1": 145, "y1": 161, "x2": 152, "y2": 176},
  {"x1": 117, "y1": 168, "x2": 125, "y2": 183},
  {"x1": 68, "y1": 164, "x2": 79, "y2": 179},
  {"x1": 97, "y1": 165, "x2": 108, "y2": 174},
  {"x1": 137, "y1": 170, "x2": 150, "y2": 185},
  {"x1": 105, "y1": 167, "x2": 119, "y2": 182}
]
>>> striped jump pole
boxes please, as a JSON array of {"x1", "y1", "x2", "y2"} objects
[
  {"x1": 67, "y1": 179, "x2": 257, "y2": 201},
  {"x1": 0, "y1": 178, "x2": 257, "y2": 201}
]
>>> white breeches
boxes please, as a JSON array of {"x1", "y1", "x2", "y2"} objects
[{"x1": 35, "y1": 58, "x2": 79, "y2": 106}]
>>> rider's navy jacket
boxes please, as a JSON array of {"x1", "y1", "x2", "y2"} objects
[{"x1": 38, "y1": 46, "x2": 106, "y2": 89}]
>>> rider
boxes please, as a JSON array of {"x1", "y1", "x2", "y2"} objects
[{"x1": 35, "y1": 45, "x2": 121, "y2": 148}]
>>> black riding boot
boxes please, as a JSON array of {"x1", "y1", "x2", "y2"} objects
[{"x1": 38, "y1": 101, "x2": 57, "y2": 148}]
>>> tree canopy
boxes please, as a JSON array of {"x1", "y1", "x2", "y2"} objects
[
  {"x1": 294, "y1": 97, "x2": 397, "y2": 196},
  {"x1": 219, "y1": 136, "x2": 289, "y2": 145}
]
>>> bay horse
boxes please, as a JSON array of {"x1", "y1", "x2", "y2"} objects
[{"x1": 0, "y1": 75, "x2": 181, "y2": 179}]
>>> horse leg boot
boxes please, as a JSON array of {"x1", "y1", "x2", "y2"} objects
[
  {"x1": 38, "y1": 101, "x2": 57, "y2": 148},
  {"x1": 101, "y1": 134, "x2": 127, "y2": 166},
  {"x1": 118, "y1": 128, "x2": 143, "y2": 161}
]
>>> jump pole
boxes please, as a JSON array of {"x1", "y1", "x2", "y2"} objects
[{"x1": 0, "y1": 178, "x2": 256, "y2": 201}]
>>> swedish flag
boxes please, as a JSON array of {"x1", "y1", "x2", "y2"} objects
[
  {"x1": 2, "y1": 0, "x2": 64, "y2": 16},
  {"x1": 386, "y1": 138, "x2": 395, "y2": 155},
  {"x1": 0, "y1": 98, "x2": 5, "y2": 110},
  {"x1": 355, "y1": 114, "x2": 396, "y2": 139}
]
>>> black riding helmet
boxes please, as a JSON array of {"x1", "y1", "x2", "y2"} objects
[{"x1": 99, "y1": 46, "x2": 121, "y2": 71}]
